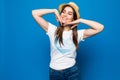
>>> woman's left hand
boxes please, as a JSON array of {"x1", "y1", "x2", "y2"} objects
[
  {"x1": 63, "y1": 22, "x2": 79, "y2": 29},
  {"x1": 63, "y1": 19, "x2": 80, "y2": 26},
  {"x1": 71, "y1": 24, "x2": 78, "y2": 29}
]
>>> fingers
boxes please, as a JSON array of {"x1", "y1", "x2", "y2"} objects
[
  {"x1": 63, "y1": 23, "x2": 73, "y2": 26},
  {"x1": 63, "y1": 22, "x2": 78, "y2": 29},
  {"x1": 57, "y1": 16, "x2": 62, "y2": 26},
  {"x1": 56, "y1": 17, "x2": 59, "y2": 22},
  {"x1": 54, "y1": 9, "x2": 62, "y2": 26},
  {"x1": 63, "y1": 23, "x2": 69, "y2": 26},
  {"x1": 71, "y1": 24, "x2": 78, "y2": 29}
]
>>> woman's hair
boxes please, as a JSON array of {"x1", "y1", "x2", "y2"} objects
[{"x1": 55, "y1": 5, "x2": 78, "y2": 49}]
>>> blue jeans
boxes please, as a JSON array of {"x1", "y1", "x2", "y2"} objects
[{"x1": 49, "y1": 64, "x2": 80, "y2": 80}]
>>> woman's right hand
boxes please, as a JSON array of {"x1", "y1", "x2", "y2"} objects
[{"x1": 54, "y1": 9, "x2": 62, "y2": 25}]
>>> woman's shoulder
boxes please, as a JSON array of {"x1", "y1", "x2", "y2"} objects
[
  {"x1": 48, "y1": 22, "x2": 57, "y2": 30},
  {"x1": 46, "y1": 22, "x2": 57, "y2": 35}
]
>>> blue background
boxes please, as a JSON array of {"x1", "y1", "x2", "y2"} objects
[{"x1": 0, "y1": 0, "x2": 120, "y2": 80}]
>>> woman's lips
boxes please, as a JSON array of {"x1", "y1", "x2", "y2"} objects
[{"x1": 61, "y1": 17, "x2": 69, "y2": 23}]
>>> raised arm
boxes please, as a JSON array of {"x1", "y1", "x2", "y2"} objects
[
  {"x1": 64, "y1": 18, "x2": 104, "y2": 39},
  {"x1": 32, "y1": 9, "x2": 61, "y2": 32}
]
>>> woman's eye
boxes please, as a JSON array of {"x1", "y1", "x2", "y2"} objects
[{"x1": 68, "y1": 13, "x2": 72, "y2": 15}]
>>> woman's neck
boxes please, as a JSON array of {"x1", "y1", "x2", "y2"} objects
[{"x1": 63, "y1": 26, "x2": 71, "y2": 31}]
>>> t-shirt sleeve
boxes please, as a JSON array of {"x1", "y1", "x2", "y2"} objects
[
  {"x1": 77, "y1": 29, "x2": 86, "y2": 42},
  {"x1": 46, "y1": 22, "x2": 57, "y2": 36}
]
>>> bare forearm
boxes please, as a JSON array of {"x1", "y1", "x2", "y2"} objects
[
  {"x1": 32, "y1": 9, "x2": 56, "y2": 16},
  {"x1": 79, "y1": 18, "x2": 104, "y2": 30},
  {"x1": 68, "y1": 18, "x2": 104, "y2": 30}
]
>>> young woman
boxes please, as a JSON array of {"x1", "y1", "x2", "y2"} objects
[{"x1": 32, "y1": 2, "x2": 104, "y2": 80}]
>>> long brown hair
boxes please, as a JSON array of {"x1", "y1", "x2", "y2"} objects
[{"x1": 55, "y1": 5, "x2": 79, "y2": 49}]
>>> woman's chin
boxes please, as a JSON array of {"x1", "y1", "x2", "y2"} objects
[
  {"x1": 62, "y1": 20, "x2": 71, "y2": 24},
  {"x1": 62, "y1": 21, "x2": 67, "y2": 24}
]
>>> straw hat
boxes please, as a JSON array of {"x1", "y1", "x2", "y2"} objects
[{"x1": 58, "y1": 2, "x2": 80, "y2": 19}]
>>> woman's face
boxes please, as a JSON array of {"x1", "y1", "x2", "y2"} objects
[{"x1": 60, "y1": 6, "x2": 74, "y2": 24}]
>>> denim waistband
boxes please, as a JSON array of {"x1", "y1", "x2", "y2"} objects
[{"x1": 50, "y1": 63, "x2": 78, "y2": 72}]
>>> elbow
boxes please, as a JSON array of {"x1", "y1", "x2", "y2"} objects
[
  {"x1": 100, "y1": 25, "x2": 104, "y2": 31},
  {"x1": 32, "y1": 10, "x2": 42, "y2": 17},
  {"x1": 32, "y1": 10, "x2": 38, "y2": 16},
  {"x1": 32, "y1": 10, "x2": 35, "y2": 16},
  {"x1": 96, "y1": 24, "x2": 104, "y2": 33}
]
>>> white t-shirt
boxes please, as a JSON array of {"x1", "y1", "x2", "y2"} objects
[{"x1": 46, "y1": 22, "x2": 85, "y2": 70}]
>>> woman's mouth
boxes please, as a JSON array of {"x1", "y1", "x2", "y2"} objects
[{"x1": 62, "y1": 17, "x2": 67, "y2": 20}]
